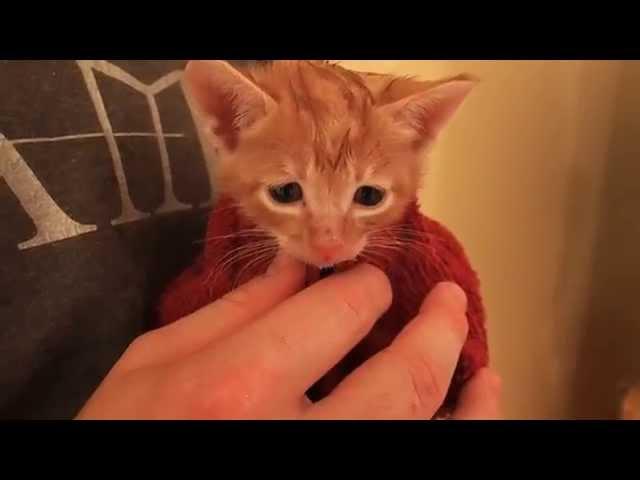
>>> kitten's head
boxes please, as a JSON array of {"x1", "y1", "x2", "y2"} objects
[{"x1": 183, "y1": 60, "x2": 475, "y2": 268}]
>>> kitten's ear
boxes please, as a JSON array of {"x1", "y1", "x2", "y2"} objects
[
  {"x1": 379, "y1": 75, "x2": 477, "y2": 149},
  {"x1": 183, "y1": 60, "x2": 276, "y2": 151}
]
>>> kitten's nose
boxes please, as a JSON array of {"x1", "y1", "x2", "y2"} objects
[{"x1": 312, "y1": 241, "x2": 344, "y2": 264}]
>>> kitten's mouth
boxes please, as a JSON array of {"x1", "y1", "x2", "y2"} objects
[
  {"x1": 311, "y1": 258, "x2": 360, "y2": 276},
  {"x1": 319, "y1": 265, "x2": 336, "y2": 278},
  {"x1": 299, "y1": 258, "x2": 362, "y2": 285}
]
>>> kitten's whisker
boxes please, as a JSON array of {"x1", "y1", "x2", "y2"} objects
[
  {"x1": 359, "y1": 248, "x2": 390, "y2": 266},
  {"x1": 372, "y1": 223, "x2": 425, "y2": 234},
  {"x1": 366, "y1": 240, "x2": 426, "y2": 259},
  {"x1": 236, "y1": 250, "x2": 278, "y2": 286},
  {"x1": 207, "y1": 242, "x2": 268, "y2": 273},
  {"x1": 206, "y1": 247, "x2": 275, "y2": 287},
  {"x1": 369, "y1": 227, "x2": 425, "y2": 239},
  {"x1": 368, "y1": 241, "x2": 424, "y2": 256},
  {"x1": 368, "y1": 238, "x2": 425, "y2": 251},
  {"x1": 368, "y1": 234, "x2": 429, "y2": 251},
  {"x1": 357, "y1": 252, "x2": 381, "y2": 265},
  {"x1": 205, "y1": 228, "x2": 267, "y2": 239},
  {"x1": 202, "y1": 227, "x2": 268, "y2": 240},
  {"x1": 197, "y1": 228, "x2": 269, "y2": 245},
  {"x1": 205, "y1": 240, "x2": 278, "y2": 285},
  {"x1": 213, "y1": 242, "x2": 277, "y2": 276},
  {"x1": 210, "y1": 237, "x2": 275, "y2": 265},
  {"x1": 366, "y1": 245, "x2": 404, "y2": 257},
  {"x1": 232, "y1": 248, "x2": 279, "y2": 289},
  {"x1": 368, "y1": 236, "x2": 425, "y2": 248}
]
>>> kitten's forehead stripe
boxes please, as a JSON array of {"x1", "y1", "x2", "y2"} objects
[
  {"x1": 240, "y1": 61, "x2": 392, "y2": 177},
  {"x1": 248, "y1": 61, "x2": 374, "y2": 126}
]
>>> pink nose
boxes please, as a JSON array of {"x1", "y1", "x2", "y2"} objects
[{"x1": 313, "y1": 243, "x2": 344, "y2": 263}]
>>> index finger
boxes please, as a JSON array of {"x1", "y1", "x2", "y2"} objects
[
  {"x1": 125, "y1": 253, "x2": 305, "y2": 369},
  {"x1": 186, "y1": 263, "x2": 392, "y2": 400}
]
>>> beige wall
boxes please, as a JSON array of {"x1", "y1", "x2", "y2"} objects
[{"x1": 340, "y1": 60, "x2": 639, "y2": 419}]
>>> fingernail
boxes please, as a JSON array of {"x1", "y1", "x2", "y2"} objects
[
  {"x1": 338, "y1": 263, "x2": 393, "y2": 312},
  {"x1": 434, "y1": 282, "x2": 467, "y2": 312}
]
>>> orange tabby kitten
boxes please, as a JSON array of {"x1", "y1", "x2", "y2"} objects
[
  {"x1": 159, "y1": 60, "x2": 487, "y2": 410},
  {"x1": 183, "y1": 60, "x2": 476, "y2": 268}
]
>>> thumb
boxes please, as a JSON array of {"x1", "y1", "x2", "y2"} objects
[{"x1": 451, "y1": 368, "x2": 503, "y2": 420}]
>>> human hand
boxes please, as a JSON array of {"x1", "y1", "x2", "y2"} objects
[{"x1": 76, "y1": 254, "x2": 501, "y2": 420}]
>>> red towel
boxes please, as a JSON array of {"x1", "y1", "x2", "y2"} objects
[{"x1": 157, "y1": 195, "x2": 489, "y2": 415}]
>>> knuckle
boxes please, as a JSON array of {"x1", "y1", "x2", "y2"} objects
[
  {"x1": 130, "y1": 330, "x2": 155, "y2": 348},
  {"x1": 108, "y1": 335, "x2": 156, "y2": 374},
  {"x1": 169, "y1": 365, "x2": 257, "y2": 419},
  {"x1": 389, "y1": 347, "x2": 446, "y2": 416},
  {"x1": 122, "y1": 333, "x2": 155, "y2": 360},
  {"x1": 120, "y1": 329, "x2": 169, "y2": 367},
  {"x1": 126, "y1": 335, "x2": 147, "y2": 353}
]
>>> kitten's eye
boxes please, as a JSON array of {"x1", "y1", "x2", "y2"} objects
[
  {"x1": 269, "y1": 182, "x2": 303, "y2": 204},
  {"x1": 354, "y1": 186, "x2": 385, "y2": 207}
]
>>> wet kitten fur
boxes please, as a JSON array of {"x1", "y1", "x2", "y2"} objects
[
  {"x1": 159, "y1": 61, "x2": 487, "y2": 409},
  {"x1": 183, "y1": 60, "x2": 476, "y2": 268}
]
